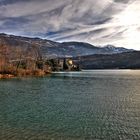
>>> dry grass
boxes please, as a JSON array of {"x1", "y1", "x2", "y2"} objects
[{"x1": 0, "y1": 66, "x2": 48, "y2": 79}]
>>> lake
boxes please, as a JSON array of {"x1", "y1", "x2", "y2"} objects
[{"x1": 0, "y1": 70, "x2": 140, "y2": 140}]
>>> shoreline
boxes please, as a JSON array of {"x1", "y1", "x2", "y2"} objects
[
  {"x1": 1, "y1": 69, "x2": 140, "y2": 79},
  {"x1": 0, "y1": 74, "x2": 15, "y2": 79},
  {"x1": 0, "y1": 71, "x2": 51, "y2": 79}
]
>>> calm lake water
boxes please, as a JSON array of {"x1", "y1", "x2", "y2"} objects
[{"x1": 0, "y1": 70, "x2": 140, "y2": 140}]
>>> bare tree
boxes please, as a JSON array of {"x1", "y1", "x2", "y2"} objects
[{"x1": 0, "y1": 44, "x2": 10, "y2": 73}]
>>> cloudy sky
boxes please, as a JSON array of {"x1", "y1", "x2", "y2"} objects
[{"x1": 0, "y1": 0, "x2": 140, "y2": 50}]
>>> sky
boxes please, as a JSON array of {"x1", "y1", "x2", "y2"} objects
[{"x1": 0, "y1": 0, "x2": 140, "y2": 50}]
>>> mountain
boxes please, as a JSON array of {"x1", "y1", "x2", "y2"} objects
[
  {"x1": 74, "y1": 51, "x2": 140, "y2": 69},
  {"x1": 46, "y1": 42, "x2": 134, "y2": 58},
  {"x1": 100, "y1": 45, "x2": 134, "y2": 53},
  {"x1": 0, "y1": 33, "x2": 140, "y2": 70},
  {"x1": 0, "y1": 33, "x2": 134, "y2": 59}
]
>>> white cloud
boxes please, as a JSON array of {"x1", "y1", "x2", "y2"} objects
[{"x1": 0, "y1": 0, "x2": 140, "y2": 50}]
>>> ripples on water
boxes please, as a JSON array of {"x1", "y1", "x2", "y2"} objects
[{"x1": 0, "y1": 70, "x2": 140, "y2": 140}]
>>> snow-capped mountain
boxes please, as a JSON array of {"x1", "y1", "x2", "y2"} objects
[{"x1": 102, "y1": 45, "x2": 134, "y2": 53}]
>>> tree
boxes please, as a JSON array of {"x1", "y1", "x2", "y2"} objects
[{"x1": 0, "y1": 44, "x2": 10, "y2": 73}]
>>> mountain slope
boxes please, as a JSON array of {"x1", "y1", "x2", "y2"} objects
[
  {"x1": 0, "y1": 33, "x2": 134, "y2": 58},
  {"x1": 74, "y1": 51, "x2": 140, "y2": 69}
]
